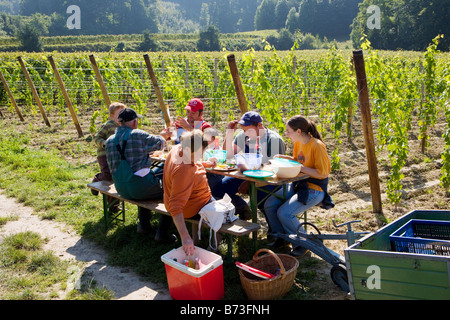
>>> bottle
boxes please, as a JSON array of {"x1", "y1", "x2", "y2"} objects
[
  {"x1": 186, "y1": 254, "x2": 195, "y2": 268},
  {"x1": 194, "y1": 257, "x2": 200, "y2": 270},
  {"x1": 214, "y1": 136, "x2": 220, "y2": 150},
  {"x1": 256, "y1": 136, "x2": 260, "y2": 154}
]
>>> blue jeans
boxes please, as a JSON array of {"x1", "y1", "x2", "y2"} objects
[
  {"x1": 211, "y1": 176, "x2": 276, "y2": 210},
  {"x1": 264, "y1": 183, "x2": 324, "y2": 235}
]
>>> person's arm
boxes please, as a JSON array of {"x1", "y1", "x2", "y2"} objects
[
  {"x1": 172, "y1": 213, "x2": 194, "y2": 256},
  {"x1": 175, "y1": 116, "x2": 193, "y2": 131},
  {"x1": 300, "y1": 144, "x2": 330, "y2": 179},
  {"x1": 300, "y1": 166, "x2": 328, "y2": 179},
  {"x1": 223, "y1": 120, "x2": 239, "y2": 157},
  {"x1": 167, "y1": 166, "x2": 195, "y2": 255},
  {"x1": 273, "y1": 154, "x2": 294, "y2": 160},
  {"x1": 94, "y1": 122, "x2": 113, "y2": 148}
]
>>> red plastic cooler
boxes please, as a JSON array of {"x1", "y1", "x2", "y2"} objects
[{"x1": 161, "y1": 246, "x2": 224, "y2": 300}]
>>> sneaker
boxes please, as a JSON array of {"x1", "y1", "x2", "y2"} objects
[
  {"x1": 267, "y1": 238, "x2": 288, "y2": 249},
  {"x1": 290, "y1": 246, "x2": 310, "y2": 258},
  {"x1": 90, "y1": 178, "x2": 99, "y2": 196},
  {"x1": 137, "y1": 223, "x2": 154, "y2": 235},
  {"x1": 155, "y1": 233, "x2": 177, "y2": 244}
]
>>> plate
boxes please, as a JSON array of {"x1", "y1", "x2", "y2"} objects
[
  {"x1": 242, "y1": 170, "x2": 274, "y2": 178},
  {"x1": 210, "y1": 166, "x2": 237, "y2": 172}
]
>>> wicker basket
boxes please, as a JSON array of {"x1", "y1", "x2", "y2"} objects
[{"x1": 238, "y1": 248, "x2": 299, "y2": 300}]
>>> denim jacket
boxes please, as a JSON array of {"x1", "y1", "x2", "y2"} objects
[{"x1": 292, "y1": 177, "x2": 335, "y2": 210}]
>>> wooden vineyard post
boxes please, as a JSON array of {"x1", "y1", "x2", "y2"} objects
[
  {"x1": 143, "y1": 54, "x2": 171, "y2": 128},
  {"x1": 48, "y1": 56, "x2": 83, "y2": 138},
  {"x1": 0, "y1": 69, "x2": 24, "y2": 122},
  {"x1": 227, "y1": 54, "x2": 249, "y2": 114},
  {"x1": 17, "y1": 56, "x2": 51, "y2": 127},
  {"x1": 352, "y1": 50, "x2": 382, "y2": 214},
  {"x1": 89, "y1": 54, "x2": 111, "y2": 107},
  {"x1": 347, "y1": 57, "x2": 355, "y2": 138}
]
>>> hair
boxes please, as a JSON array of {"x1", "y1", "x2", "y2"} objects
[
  {"x1": 287, "y1": 115, "x2": 323, "y2": 142},
  {"x1": 180, "y1": 129, "x2": 209, "y2": 154},
  {"x1": 109, "y1": 102, "x2": 126, "y2": 115},
  {"x1": 203, "y1": 127, "x2": 219, "y2": 143}
]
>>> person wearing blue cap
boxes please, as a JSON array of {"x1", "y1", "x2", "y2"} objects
[{"x1": 211, "y1": 111, "x2": 286, "y2": 220}]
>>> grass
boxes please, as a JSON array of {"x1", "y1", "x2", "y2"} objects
[
  {"x1": 0, "y1": 231, "x2": 113, "y2": 299},
  {"x1": 0, "y1": 118, "x2": 329, "y2": 300}
]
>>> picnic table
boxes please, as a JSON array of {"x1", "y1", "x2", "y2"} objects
[{"x1": 151, "y1": 152, "x2": 310, "y2": 247}]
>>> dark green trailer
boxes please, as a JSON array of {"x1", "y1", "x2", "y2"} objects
[{"x1": 345, "y1": 210, "x2": 450, "y2": 300}]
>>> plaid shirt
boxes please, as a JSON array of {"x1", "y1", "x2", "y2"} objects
[
  {"x1": 105, "y1": 126, "x2": 165, "y2": 175},
  {"x1": 94, "y1": 119, "x2": 119, "y2": 157}
]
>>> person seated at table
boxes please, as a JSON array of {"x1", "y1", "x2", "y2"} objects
[
  {"x1": 211, "y1": 111, "x2": 286, "y2": 220},
  {"x1": 105, "y1": 107, "x2": 174, "y2": 241},
  {"x1": 202, "y1": 127, "x2": 225, "y2": 190},
  {"x1": 163, "y1": 129, "x2": 217, "y2": 256},
  {"x1": 173, "y1": 98, "x2": 212, "y2": 143},
  {"x1": 91, "y1": 102, "x2": 126, "y2": 213},
  {"x1": 264, "y1": 115, "x2": 334, "y2": 257}
]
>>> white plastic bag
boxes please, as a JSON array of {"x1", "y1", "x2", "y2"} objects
[{"x1": 198, "y1": 194, "x2": 237, "y2": 250}]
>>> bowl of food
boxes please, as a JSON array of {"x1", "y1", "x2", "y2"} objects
[
  {"x1": 270, "y1": 158, "x2": 302, "y2": 178},
  {"x1": 235, "y1": 153, "x2": 262, "y2": 172}
]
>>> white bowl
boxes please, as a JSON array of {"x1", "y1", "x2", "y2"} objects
[{"x1": 270, "y1": 158, "x2": 302, "y2": 178}]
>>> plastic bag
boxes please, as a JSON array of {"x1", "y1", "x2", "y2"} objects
[{"x1": 198, "y1": 194, "x2": 237, "y2": 250}]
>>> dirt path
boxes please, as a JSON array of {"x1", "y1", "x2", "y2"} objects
[{"x1": 0, "y1": 191, "x2": 171, "y2": 300}]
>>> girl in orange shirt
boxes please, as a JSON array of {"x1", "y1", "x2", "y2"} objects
[{"x1": 264, "y1": 115, "x2": 332, "y2": 257}]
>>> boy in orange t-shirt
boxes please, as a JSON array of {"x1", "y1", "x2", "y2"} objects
[{"x1": 163, "y1": 130, "x2": 216, "y2": 256}]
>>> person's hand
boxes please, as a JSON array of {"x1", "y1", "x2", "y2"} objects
[
  {"x1": 181, "y1": 235, "x2": 195, "y2": 257},
  {"x1": 175, "y1": 116, "x2": 192, "y2": 130},
  {"x1": 201, "y1": 157, "x2": 217, "y2": 168},
  {"x1": 226, "y1": 120, "x2": 239, "y2": 131},
  {"x1": 238, "y1": 180, "x2": 250, "y2": 194},
  {"x1": 159, "y1": 127, "x2": 171, "y2": 140},
  {"x1": 273, "y1": 154, "x2": 293, "y2": 160},
  {"x1": 153, "y1": 150, "x2": 164, "y2": 157}
]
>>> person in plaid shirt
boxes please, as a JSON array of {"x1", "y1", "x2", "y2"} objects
[{"x1": 105, "y1": 107, "x2": 174, "y2": 242}]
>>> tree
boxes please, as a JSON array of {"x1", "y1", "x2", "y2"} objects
[
  {"x1": 274, "y1": 0, "x2": 291, "y2": 29},
  {"x1": 197, "y1": 25, "x2": 221, "y2": 51},
  {"x1": 254, "y1": 0, "x2": 278, "y2": 30},
  {"x1": 16, "y1": 22, "x2": 43, "y2": 52},
  {"x1": 351, "y1": 0, "x2": 449, "y2": 51},
  {"x1": 20, "y1": 0, "x2": 64, "y2": 16},
  {"x1": 285, "y1": 7, "x2": 299, "y2": 32},
  {"x1": 139, "y1": 30, "x2": 158, "y2": 51}
]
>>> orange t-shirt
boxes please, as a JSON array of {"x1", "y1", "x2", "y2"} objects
[
  {"x1": 163, "y1": 145, "x2": 212, "y2": 218},
  {"x1": 293, "y1": 138, "x2": 331, "y2": 192}
]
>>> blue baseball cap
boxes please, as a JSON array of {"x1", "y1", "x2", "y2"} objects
[{"x1": 238, "y1": 111, "x2": 263, "y2": 126}]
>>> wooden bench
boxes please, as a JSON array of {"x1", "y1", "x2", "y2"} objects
[{"x1": 87, "y1": 180, "x2": 260, "y2": 261}]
